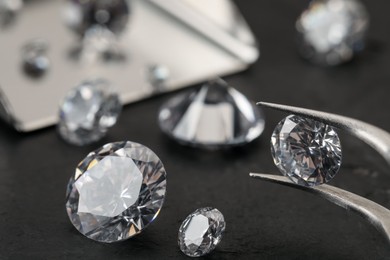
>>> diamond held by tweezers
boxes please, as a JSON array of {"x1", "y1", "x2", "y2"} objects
[{"x1": 271, "y1": 115, "x2": 342, "y2": 186}]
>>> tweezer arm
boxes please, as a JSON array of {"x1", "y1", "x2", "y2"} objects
[
  {"x1": 257, "y1": 102, "x2": 390, "y2": 166},
  {"x1": 250, "y1": 173, "x2": 390, "y2": 244}
]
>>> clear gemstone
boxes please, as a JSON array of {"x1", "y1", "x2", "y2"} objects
[
  {"x1": 80, "y1": 25, "x2": 121, "y2": 61},
  {"x1": 0, "y1": 0, "x2": 23, "y2": 26},
  {"x1": 296, "y1": 0, "x2": 369, "y2": 65},
  {"x1": 66, "y1": 141, "x2": 167, "y2": 243},
  {"x1": 64, "y1": 0, "x2": 130, "y2": 36},
  {"x1": 271, "y1": 115, "x2": 342, "y2": 186},
  {"x1": 178, "y1": 207, "x2": 225, "y2": 257},
  {"x1": 22, "y1": 39, "x2": 50, "y2": 78},
  {"x1": 158, "y1": 79, "x2": 265, "y2": 148},
  {"x1": 147, "y1": 64, "x2": 170, "y2": 92},
  {"x1": 58, "y1": 79, "x2": 122, "y2": 146}
]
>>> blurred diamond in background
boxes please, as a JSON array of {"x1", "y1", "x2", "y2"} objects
[
  {"x1": 296, "y1": 0, "x2": 369, "y2": 66},
  {"x1": 63, "y1": 0, "x2": 130, "y2": 37},
  {"x1": 58, "y1": 79, "x2": 122, "y2": 146},
  {"x1": 22, "y1": 39, "x2": 50, "y2": 78},
  {"x1": 0, "y1": 0, "x2": 23, "y2": 26},
  {"x1": 158, "y1": 79, "x2": 265, "y2": 149}
]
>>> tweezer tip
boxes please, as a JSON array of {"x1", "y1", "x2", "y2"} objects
[
  {"x1": 256, "y1": 101, "x2": 287, "y2": 111},
  {"x1": 249, "y1": 172, "x2": 263, "y2": 178},
  {"x1": 256, "y1": 101, "x2": 268, "y2": 106}
]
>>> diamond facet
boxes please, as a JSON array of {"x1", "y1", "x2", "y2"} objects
[
  {"x1": 178, "y1": 207, "x2": 225, "y2": 257},
  {"x1": 66, "y1": 141, "x2": 167, "y2": 243},
  {"x1": 64, "y1": 0, "x2": 130, "y2": 36},
  {"x1": 158, "y1": 79, "x2": 265, "y2": 148},
  {"x1": 271, "y1": 115, "x2": 342, "y2": 186},
  {"x1": 58, "y1": 79, "x2": 122, "y2": 146},
  {"x1": 296, "y1": 0, "x2": 369, "y2": 65}
]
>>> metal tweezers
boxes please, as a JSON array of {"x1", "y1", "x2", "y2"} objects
[{"x1": 250, "y1": 102, "x2": 390, "y2": 243}]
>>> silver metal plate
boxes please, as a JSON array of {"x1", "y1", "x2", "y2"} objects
[{"x1": 0, "y1": 0, "x2": 259, "y2": 132}]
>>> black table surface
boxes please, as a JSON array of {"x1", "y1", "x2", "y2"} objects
[{"x1": 1, "y1": 1, "x2": 390, "y2": 259}]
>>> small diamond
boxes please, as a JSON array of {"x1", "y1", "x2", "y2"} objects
[
  {"x1": 0, "y1": 0, "x2": 23, "y2": 26},
  {"x1": 81, "y1": 26, "x2": 121, "y2": 60},
  {"x1": 147, "y1": 64, "x2": 170, "y2": 91},
  {"x1": 296, "y1": 0, "x2": 369, "y2": 65},
  {"x1": 66, "y1": 141, "x2": 167, "y2": 243},
  {"x1": 178, "y1": 207, "x2": 225, "y2": 257},
  {"x1": 22, "y1": 39, "x2": 50, "y2": 78},
  {"x1": 271, "y1": 115, "x2": 342, "y2": 186},
  {"x1": 58, "y1": 79, "x2": 122, "y2": 146},
  {"x1": 64, "y1": 0, "x2": 130, "y2": 36},
  {"x1": 158, "y1": 79, "x2": 265, "y2": 148}
]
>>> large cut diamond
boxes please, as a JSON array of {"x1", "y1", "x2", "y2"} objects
[
  {"x1": 66, "y1": 141, "x2": 167, "y2": 243},
  {"x1": 158, "y1": 79, "x2": 265, "y2": 148},
  {"x1": 178, "y1": 207, "x2": 225, "y2": 257},
  {"x1": 64, "y1": 0, "x2": 130, "y2": 36},
  {"x1": 271, "y1": 115, "x2": 342, "y2": 186},
  {"x1": 58, "y1": 79, "x2": 122, "y2": 146},
  {"x1": 296, "y1": 0, "x2": 369, "y2": 65}
]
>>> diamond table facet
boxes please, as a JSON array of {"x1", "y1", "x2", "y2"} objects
[
  {"x1": 75, "y1": 156, "x2": 143, "y2": 218},
  {"x1": 58, "y1": 79, "x2": 122, "y2": 146},
  {"x1": 66, "y1": 141, "x2": 167, "y2": 243},
  {"x1": 296, "y1": 0, "x2": 369, "y2": 65},
  {"x1": 158, "y1": 79, "x2": 265, "y2": 149},
  {"x1": 271, "y1": 115, "x2": 342, "y2": 186},
  {"x1": 178, "y1": 207, "x2": 225, "y2": 257}
]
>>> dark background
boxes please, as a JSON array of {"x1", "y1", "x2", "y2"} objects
[{"x1": 1, "y1": 0, "x2": 390, "y2": 259}]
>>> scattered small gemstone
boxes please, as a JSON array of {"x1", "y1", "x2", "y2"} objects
[
  {"x1": 58, "y1": 79, "x2": 122, "y2": 146},
  {"x1": 64, "y1": 0, "x2": 130, "y2": 36},
  {"x1": 178, "y1": 207, "x2": 225, "y2": 257},
  {"x1": 22, "y1": 39, "x2": 50, "y2": 78},
  {"x1": 0, "y1": 0, "x2": 23, "y2": 26},
  {"x1": 147, "y1": 64, "x2": 170, "y2": 91}
]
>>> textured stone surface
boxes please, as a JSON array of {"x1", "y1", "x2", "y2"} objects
[
  {"x1": 58, "y1": 79, "x2": 121, "y2": 146},
  {"x1": 178, "y1": 207, "x2": 225, "y2": 257},
  {"x1": 271, "y1": 115, "x2": 342, "y2": 186},
  {"x1": 158, "y1": 79, "x2": 265, "y2": 148},
  {"x1": 296, "y1": 0, "x2": 369, "y2": 65},
  {"x1": 66, "y1": 141, "x2": 167, "y2": 243}
]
